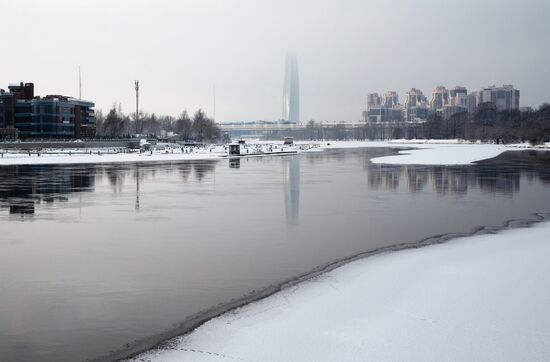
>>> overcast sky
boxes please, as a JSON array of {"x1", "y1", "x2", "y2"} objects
[{"x1": 1, "y1": 0, "x2": 549, "y2": 122}]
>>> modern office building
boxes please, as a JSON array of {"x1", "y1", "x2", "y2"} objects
[
  {"x1": 0, "y1": 82, "x2": 95, "y2": 139},
  {"x1": 479, "y1": 85, "x2": 520, "y2": 111},
  {"x1": 282, "y1": 53, "x2": 300, "y2": 123}
]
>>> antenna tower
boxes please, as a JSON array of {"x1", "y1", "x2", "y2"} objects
[
  {"x1": 213, "y1": 83, "x2": 216, "y2": 122},
  {"x1": 78, "y1": 66, "x2": 82, "y2": 99},
  {"x1": 135, "y1": 80, "x2": 139, "y2": 131}
]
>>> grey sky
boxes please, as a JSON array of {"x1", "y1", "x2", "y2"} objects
[{"x1": 1, "y1": 0, "x2": 549, "y2": 122}]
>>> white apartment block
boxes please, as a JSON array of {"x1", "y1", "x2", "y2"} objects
[{"x1": 479, "y1": 85, "x2": 520, "y2": 111}]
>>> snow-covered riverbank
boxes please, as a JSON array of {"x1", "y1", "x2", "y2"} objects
[
  {"x1": 0, "y1": 150, "x2": 221, "y2": 166},
  {"x1": 369, "y1": 143, "x2": 508, "y2": 165},
  {"x1": 129, "y1": 220, "x2": 550, "y2": 362},
  {"x1": 0, "y1": 140, "x2": 547, "y2": 166},
  {"x1": 325, "y1": 140, "x2": 550, "y2": 165}
]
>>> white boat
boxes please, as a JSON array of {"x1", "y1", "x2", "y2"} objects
[{"x1": 223, "y1": 143, "x2": 297, "y2": 158}]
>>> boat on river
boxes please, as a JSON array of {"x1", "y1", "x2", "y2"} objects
[{"x1": 222, "y1": 142, "x2": 298, "y2": 158}]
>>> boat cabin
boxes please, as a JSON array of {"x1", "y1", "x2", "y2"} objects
[{"x1": 229, "y1": 143, "x2": 241, "y2": 155}]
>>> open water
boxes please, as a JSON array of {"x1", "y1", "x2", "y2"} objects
[{"x1": 1, "y1": 147, "x2": 549, "y2": 361}]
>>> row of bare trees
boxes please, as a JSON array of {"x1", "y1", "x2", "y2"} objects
[
  {"x1": 95, "y1": 104, "x2": 221, "y2": 142},
  {"x1": 94, "y1": 102, "x2": 550, "y2": 143},
  {"x1": 422, "y1": 103, "x2": 550, "y2": 143},
  {"x1": 272, "y1": 103, "x2": 550, "y2": 143}
]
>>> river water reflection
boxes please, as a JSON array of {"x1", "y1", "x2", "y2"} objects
[{"x1": 1, "y1": 147, "x2": 549, "y2": 361}]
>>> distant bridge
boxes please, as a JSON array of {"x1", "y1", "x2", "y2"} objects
[
  {"x1": 219, "y1": 123, "x2": 306, "y2": 139},
  {"x1": 219, "y1": 121, "x2": 425, "y2": 140},
  {"x1": 220, "y1": 123, "x2": 305, "y2": 132}
]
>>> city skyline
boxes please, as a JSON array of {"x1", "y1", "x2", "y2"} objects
[
  {"x1": 364, "y1": 84, "x2": 522, "y2": 124},
  {"x1": 1, "y1": 0, "x2": 549, "y2": 122}
]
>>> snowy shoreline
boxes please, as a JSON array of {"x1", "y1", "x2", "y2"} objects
[
  {"x1": 1, "y1": 140, "x2": 548, "y2": 166},
  {"x1": 0, "y1": 151, "x2": 221, "y2": 166},
  {"x1": 127, "y1": 215, "x2": 550, "y2": 362},
  {"x1": 112, "y1": 213, "x2": 550, "y2": 362},
  {"x1": 325, "y1": 140, "x2": 550, "y2": 165}
]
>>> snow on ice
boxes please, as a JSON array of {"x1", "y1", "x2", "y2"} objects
[
  {"x1": 1, "y1": 140, "x2": 548, "y2": 166},
  {"x1": 129, "y1": 221, "x2": 550, "y2": 362}
]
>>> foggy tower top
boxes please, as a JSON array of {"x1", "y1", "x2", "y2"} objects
[{"x1": 282, "y1": 53, "x2": 300, "y2": 123}]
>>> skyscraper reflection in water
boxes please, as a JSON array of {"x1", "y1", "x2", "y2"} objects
[
  {"x1": 283, "y1": 156, "x2": 300, "y2": 226},
  {"x1": 366, "y1": 163, "x2": 522, "y2": 195}
]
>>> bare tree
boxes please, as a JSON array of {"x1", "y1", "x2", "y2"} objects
[{"x1": 176, "y1": 110, "x2": 193, "y2": 140}]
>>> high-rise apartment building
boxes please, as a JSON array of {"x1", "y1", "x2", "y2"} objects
[
  {"x1": 367, "y1": 93, "x2": 381, "y2": 109},
  {"x1": 449, "y1": 86, "x2": 467, "y2": 97},
  {"x1": 404, "y1": 88, "x2": 427, "y2": 108},
  {"x1": 449, "y1": 86, "x2": 468, "y2": 106},
  {"x1": 365, "y1": 91, "x2": 403, "y2": 123},
  {"x1": 404, "y1": 88, "x2": 429, "y2": 122},
  {"x1": 381, "y1": 91, "x2": 399, "y2": 108},
  {"x1": 430, "y1": 86, "x2": 449, "y2": 110},
  {"x1": 436, "y1": 86, "x2": 469, "y2": 119},
  {"x1": 467, "y1": 91, "x2": 479, "y2": 114},
  {"x1": 479, "y1": 85, "x2": 520, "y2": 111},
  {"x1": 363, "y1": 84, "x2": 520, "y2": 123}
]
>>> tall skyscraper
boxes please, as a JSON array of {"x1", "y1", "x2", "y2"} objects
[{"x1": 282, "y1": 53, "x2": 300, "y2": 123}]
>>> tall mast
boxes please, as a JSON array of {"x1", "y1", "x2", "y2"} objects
[
  {"x1": 135, "y1": 80, "x2": 139, "y2": 132},
  {"x1": 78, "y1": 66, "x2": 82, "y2": 99},
  {"x1": 213, "y1": 83, "x2": 216, "y2": 122}
]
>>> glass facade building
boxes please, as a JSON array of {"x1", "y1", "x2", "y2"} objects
[
  {"x1": 0, "y1": 82, "x2": 95, "y2": 139},
  {"x1": 282, "y1": 53, "x2": 300, "y2": 123}
]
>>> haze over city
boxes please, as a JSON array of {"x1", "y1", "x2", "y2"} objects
[
  {"x1": 2, "y1": 1, "x2": 550, "y2": 362},
  {"x1": 1, "y1": 0, "x2": 549, "y2": 122}
]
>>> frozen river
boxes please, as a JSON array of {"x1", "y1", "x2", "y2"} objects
[{"x1": 1, "y1": 147, "x2": 550, "y2": 361}]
